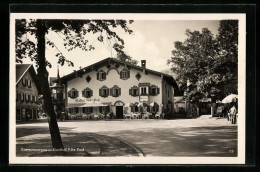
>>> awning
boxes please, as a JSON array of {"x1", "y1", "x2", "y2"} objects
[
  {"x1": 67, "y1": 103, "x2": 85, "y2": 108},
  {"x1": 80, "y1": 101, "x2": 108, "y2": 107}
]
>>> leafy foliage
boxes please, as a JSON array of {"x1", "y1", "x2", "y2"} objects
[
  {"x1": 15, "y1": 19, "x2": 134, "y2": 67},
  {"x1": 168, "y1": 20, "x2": 238, "y2": 102}
]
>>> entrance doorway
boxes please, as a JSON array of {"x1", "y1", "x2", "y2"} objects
[{"x1": 116, "y1": 106, "x2": 123, "y2": 119}]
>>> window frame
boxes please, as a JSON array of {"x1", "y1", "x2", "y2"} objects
[
  {"x1": 120, "y1": 68, "x2": 130, "y2": 80},
  {"x1": 97, "y1": 70, "x2": 106, "y2": 81},
  {"x1": 82, "y1": 87, "x2": 93, "y2": 98},
  {"x1": 111, "y1": 85, "x2": 121, "y2": 97},
  {"x1": 100, "y1": 86, "x2": 109, "y2": 97},
  {"x1": 68, "y1": 88, "x2": 79, "y2": 99}
]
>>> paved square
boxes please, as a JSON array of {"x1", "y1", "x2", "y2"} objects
[{"x1": 16, "y1": 115, "x2": 237, "y2": 157}]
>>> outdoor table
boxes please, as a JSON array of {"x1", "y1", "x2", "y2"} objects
[{"x1": 124, "y1": 114, "x2": 131, "y2": 119}]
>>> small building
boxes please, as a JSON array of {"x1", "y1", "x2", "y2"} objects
[
  {"x1": 49, "y1": 68, "x2": 65, "y2": 116},
  {"x1": 16, "y1": 64, "x2": 41, "y2": 122},
  {"x1": 59, "y1": 58, "x2": 178, "y2": 119}
]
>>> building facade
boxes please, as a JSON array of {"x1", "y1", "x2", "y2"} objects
[
  {"x1": 16, "y1": 64, "x2": 41, "y2": 122},
  {"x1": 59, "y1": 58, "x2": 178, "y2": 119}
]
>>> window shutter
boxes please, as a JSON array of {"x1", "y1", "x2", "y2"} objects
[
  {"x1": 149, "y1": 87, "x2": 152, "y2": 95},
  {"x1": 104, "y1": 73, "x2": 106, "y2": 80},
  {"x1": 22, "y1": 78, "x2": 26, "y2": 87},
  {"x1": 129, "y1": 88, "x2": 132, "y2": 96},
  {"x1": 28, "y1": 80, "x2": 31, "y2": 88},
  {"x1": 99, "y1": 88, "x2": 102, "y2": 97},
  {"x1": 120, "y1": 71, "x2": 122, "y2": 79},
  {"x1": 97, "y1": 72, "x2": 99, "y2": 80},
  {"x1": 76, "y1": 91, "x2": 79, "y2": 98},
  {"x1": 137, "y1": 88, "x2": 139, "y2": 96},
  {"x1": 157, "y1": 87, "x2": 160, "y2": 94},
  {"x1": 110, "y1": 88, "x2": 113, "y2": 96},
  {"x1": 127, "y1": 70, "x2": 130, "y2": 78},
  {"x1": 119, "y1": 88, "x2": 121, "y2": 96},
  {"x1": 26, "y1": 79, "x2": 28, "y2": 86},
  {"x1": 90, "y1": 90, "x2": 93, "y2": 97},
  {"x1": 82, "y1": 90, "x2": 85, "y2": 97},
  {"x1": 68, "y1": 90, "x2": 71, "y2": 98}
]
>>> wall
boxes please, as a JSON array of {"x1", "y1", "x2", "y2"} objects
[
  {"x1": 66, "y1": 63, "x2": 164, "y2": 114},
  {"x1": 161, "y1": 79, "x2": 175, "y2": 116},
  {"x1": 16, "y1": 71, "x2": 39, "y2": 122}
]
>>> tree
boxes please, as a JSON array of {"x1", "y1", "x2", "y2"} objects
[
  {"x1": 168, "y1": 28, "x2": 217, "y2": 103},
  {"x1": 16, "y1": 19, "x2": 134, "y2": 149},
  {"x1": 168, "y1": 20, "x2": 238, "y2": 103}
]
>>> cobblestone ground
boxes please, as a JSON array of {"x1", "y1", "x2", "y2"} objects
[{"x1": 16, "y1": 115, "x2": 237, "y2": 157}]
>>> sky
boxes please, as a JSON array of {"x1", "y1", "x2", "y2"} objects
[{"x1": 19, "y1": 20, "x2": 220, "y2": 78}]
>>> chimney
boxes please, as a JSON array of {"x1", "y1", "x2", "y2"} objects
[{"x1": 141, "y1": 60, "x2": 146, "y2": 68}]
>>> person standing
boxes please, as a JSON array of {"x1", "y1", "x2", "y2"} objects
[{"x1": 229, "y1": 105, "x2": 237, "y2": 124}]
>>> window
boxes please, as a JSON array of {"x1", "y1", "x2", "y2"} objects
[
  {"x1": 141, "y1": 87, "x2": 147, "y2": 95},
  {"x1": 27, "y1": 79, "x2": 32, "y2": 88},
  {"x1": 33, "y1": 109, "x2": 37, "y2": 119},
  {"x1": 68, "y1": 88, "x2": 78, "y2": 99},
  {"x1": 97, "y1": 70, "x2": 106, "y2": 81},
  {"x1": 22, "y1": 78, "x2": 27, "y2": 87},
  {"x1": 25, "y1": 94, "x2": 30, "y2": 102},
  {"x1": 16, "y1": 108, "x2": 21, "y2": 121},
  {"x1": 99, "y1": 106, "x2": 110, "y2": 113},
  {"x1": 30, "y1": 109, "x2": 33, "y2": 120},
  {"x1": 31, "y1": 95, "x2": 34, "y2": 103},
  {"x1": 129, "y1": 86, "x2": 139, "y2": 97},
  {"x1": 16, "y1": 92, "x2": 19, "y2": 101},
  {"x1": 20, "y1": 93, "x2": 24, "y2": 102},
  {"x1": 110, "y1": 85, "x2": 121, "y2": 97},
  {"x1": 120, "y1": 68, "x2": 130, "y2": 80},
  {"x1": 82, "y1": 88, "x2": 93, "y2": 98},
  {"x1": 149, "y1": 85, "x2": 160, "y2": 96},
  {"x1": 99, "y1": 86, "x2": 109, "y2": 97},
  {"x1": 75, "y1": 107, "x2": 79, "y2": 114},
  {"x1": 83, "y1": 107, "x2": 93, "y2": 114}
]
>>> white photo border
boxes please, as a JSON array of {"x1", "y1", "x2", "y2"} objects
[{"x1": 9, "y1": 13, "x2": 246, "y2": 164}]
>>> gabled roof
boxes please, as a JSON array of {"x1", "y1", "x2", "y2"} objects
[
  {"x1": 59, "y1": 57, "x2": 179, "y2": 88},
  {"x1": 16, "y1": 64, "x2": 31, "y2": 83},
  {"x1": 16, "y1": 64, "x2": 42, "y2": 94}
]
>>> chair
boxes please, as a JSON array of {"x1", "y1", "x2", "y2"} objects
[
  {"x1": 82, "y1": 114, "x2": 88, "y2": 120},
  {"x1": 93, "y1": 114, "x2": 99, "y2": 120},
  {"x1": 155, "y1": 113, "x2": 160, "y2": 119}
]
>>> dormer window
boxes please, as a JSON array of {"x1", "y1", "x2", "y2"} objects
[
  {"x1": 120, "y1": 68, "x2": 130, "y2": 80},
  {"x1": 110, "y1": 85, "x2": 121, "y2": 97},
  {"x1": 99, "y1": 85, "x2": 109, "y2": 98},
  {"x1": 82, "y1": 87, "x2": 93, "y2": 98},
  {"x1": 68, "y1": 88, "x2": 78, "y2": 99},
  {"x1": 97, "y1": 70, "x2": 106, "y2": 81}
]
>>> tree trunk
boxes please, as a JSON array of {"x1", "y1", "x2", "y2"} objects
[{"x1": 36, "y1": 20, "x2": 64, "y2": 149}]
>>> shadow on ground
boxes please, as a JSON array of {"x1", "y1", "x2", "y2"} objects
[
  {"x1": 16, "y1": 126, "x2": 140, "y2": 157},
  {"x1": 16, "y1": 125, "x2": 237, "y2": 157},
  {"x1": 102, "y1": 126, "x2": 237, "y2": 157}
]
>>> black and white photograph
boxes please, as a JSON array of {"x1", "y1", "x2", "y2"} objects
[{"x1": 9, "y1": 13, "x2": 246, "y2": 164}]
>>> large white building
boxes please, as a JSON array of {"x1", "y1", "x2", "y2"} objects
[{"x1": 59, "y1": 58, "x2": 178, "y2": 119}]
